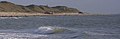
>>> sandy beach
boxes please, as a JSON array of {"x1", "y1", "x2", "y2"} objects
[{"x1": 0, "y1": 12, "x2": 85, "y2": 17}]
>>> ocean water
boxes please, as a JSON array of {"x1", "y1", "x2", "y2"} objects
[{"x1": 0, "y1": 15, "x2": 120, "y2": 39}]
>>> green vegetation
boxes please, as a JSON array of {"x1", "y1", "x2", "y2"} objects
[{"x1": 0, "y1": 1, "x2": 82, "y2": 13}]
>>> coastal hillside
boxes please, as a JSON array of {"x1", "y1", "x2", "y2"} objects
[{"x1": 0, "y1": 1, "x2": 82, "y2": 13}]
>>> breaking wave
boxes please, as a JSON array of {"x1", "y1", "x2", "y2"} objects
[
  {"x1": 0, "y1": 26, "x2": 77, "y2": 39},
  {"x1": 34, "y1": 26, "x2": 76, "y2": 34},
  {"x1": 0, "y1": 32, "x2": 48, "y2": 39},
  {"x1": 0, "y1": 26, "x2": 119, "y2": 39},
  {"x1": 0, "y1": 17, "x2": 23, "y2": 19}
]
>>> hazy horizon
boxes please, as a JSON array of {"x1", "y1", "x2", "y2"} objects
[{"x1": 0, "y1": 0, "x2": 120, "y2": 14}]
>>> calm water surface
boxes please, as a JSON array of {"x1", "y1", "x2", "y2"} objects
[{"x1": 0, "y1": 15, "x2": 120, "y2": 39}]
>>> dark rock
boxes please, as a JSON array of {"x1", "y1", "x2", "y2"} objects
[{"x1": 44, "y1": 11, "x2": 53, "y2": 14}]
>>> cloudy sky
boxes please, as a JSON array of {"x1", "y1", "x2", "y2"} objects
[{"x1": 0, "y1": 0, "x2": 120, "y2": 14}]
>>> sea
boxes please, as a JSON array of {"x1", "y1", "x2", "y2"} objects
[{"x1": 0, "y1": 15, "x2": 120, "y2": 39}]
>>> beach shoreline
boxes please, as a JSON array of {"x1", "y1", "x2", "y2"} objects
[{"x1": 0, "y1": 12, "x2": 88, "y2": 17}]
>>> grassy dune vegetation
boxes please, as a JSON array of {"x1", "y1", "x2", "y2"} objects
[{"x1": 0, "y1": 1, "x2": 83, "y2": 16}]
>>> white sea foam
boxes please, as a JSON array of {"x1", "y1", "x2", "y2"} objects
[
  {"x1": 39, "y1": 17, "x2": 47, "y2": 19},
  {"x1": 35, "y1": 26, "x2": 54, "y2": 34},
  {"x1": 0, "y1": 17, "x2": 23, "y2": 19},
  {"x1": 0, "y1": 26, "x2": 75, "y2": 39},
  {"x1": 84, "y1": 31, "x2": 120, "y2": 35},
  {"x1": 34, "y1": 26, "x2": 75, "y2": 34},
  {"x1": 0, "y1": 32, "x2": 48, "y2": 39}
]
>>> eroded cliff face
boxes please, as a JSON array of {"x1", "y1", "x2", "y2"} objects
[{"x1": 0, "y1": 1, "x2": 82, "y2": 13}]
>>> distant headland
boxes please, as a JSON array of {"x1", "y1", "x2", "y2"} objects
[{"x1": 0, "y1": 1, "x2": 84, "y2": 17}]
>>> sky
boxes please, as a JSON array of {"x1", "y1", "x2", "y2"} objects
[{"x1": 0, "y1": 0, "x2": 120, "y2": 14}]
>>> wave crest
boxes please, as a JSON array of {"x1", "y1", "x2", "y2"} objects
[
  {"x1": 34, "y1": 26, "x2": 75, "y2": 34},
  {"x1": 0, "y1": 17, "x2": 23, "y2": 19}
]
